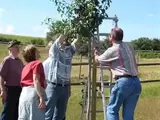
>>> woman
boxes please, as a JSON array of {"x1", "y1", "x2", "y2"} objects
[{"x1": 18, "y1": 45, "x2": 47, "y2": 120}]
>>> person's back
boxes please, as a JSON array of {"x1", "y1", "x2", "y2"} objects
[
  {"x1": 94, "y1": 27, "x2": 142, "y2": 120},
  {"x1": 104, "y1": 42, "x2": 138, "y2": 79},
  {"x1": 45, "y1": 34, "x2": 78, "y2": 120}
]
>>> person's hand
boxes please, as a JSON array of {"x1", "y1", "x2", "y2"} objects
[
  {"x1": 38, "y1": 97, "x2": 46, "y2": 109},
  {"x1": 0, "y1": 89, "x2": 7, "y2": 104},
  {"x1": 94, "y1": 48, "x2": 99, "y2": 56}
]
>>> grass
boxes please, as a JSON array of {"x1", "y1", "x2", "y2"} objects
[
  {"x1": 0, "y1": 44, "x2": 160, "y2": 120},
  {"x1": 0, "y1": 33, "x2": 46, "y2": 43}
]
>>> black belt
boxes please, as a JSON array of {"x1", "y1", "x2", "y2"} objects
[
  {"x1": 49, "y1": 82, "x2": 69, "y2": 87},
  {"x1": 115, "y1": 75, "x2": 137, "y2": 80}
]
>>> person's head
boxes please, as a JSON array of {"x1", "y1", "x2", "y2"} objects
[
  {"x1": 8, "y1": 40, "x2": 21, "y2": 57},
  {"x1": 108, "y1": 27, "x2": 124, "y2": 43},
  {"x1": 60, "y1": 34, "x2": 71, "y2": 47},
  {"x1": 22, "y1": 45, "x2": 40, "y2": 63}
]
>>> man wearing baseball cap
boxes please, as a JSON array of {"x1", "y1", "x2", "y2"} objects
[
  {"x1": 0, "y1": 40, "x2": 24, "y2": 120},
  {"x1": 94, "y1": 28, "x2": 142, "y2": 120}
]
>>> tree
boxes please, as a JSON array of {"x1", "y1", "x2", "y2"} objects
[
  {"x1": 131, "y1": 37, "x2": 152, "y2": 50},
  {"x1": 151, "y1": 38, "x2": 160, "y2": 50},
  {"x1": 49, "y1": 0, "x2": 112, "y2": 38},
  {"x1": 99, "y1": 39, "x2": 111, "y2": 52},
  {"x1": 45, "y1": 20, "x2": 70, "y2": 42}
]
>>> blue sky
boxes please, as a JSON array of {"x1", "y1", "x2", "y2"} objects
[{"x1": 0, "y1": 0, "x2": 159, "y2": 41}]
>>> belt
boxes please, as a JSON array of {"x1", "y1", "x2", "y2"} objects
[
  {"x1": 49, "y1": 82, "x2": 69, "y2": 87},
  {"x1": 115, "y1": 75, "x2": 137, "y2": 80}
]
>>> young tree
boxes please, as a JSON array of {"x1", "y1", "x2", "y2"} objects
[{"x1": 49, "y1": 0, "x2": 112, "y2": 38}]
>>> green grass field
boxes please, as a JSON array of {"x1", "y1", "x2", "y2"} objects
[
  {"x1": 0, "y1": 33, "x2": 45, "y2": 43},
  {"x1": 0, "y1": 44, "x2": 160, "y2": 120}
]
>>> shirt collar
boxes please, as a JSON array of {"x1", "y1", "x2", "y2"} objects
[
  {"x1": 9, "y1": 54, "x2": 19, "y2": 60},
  {"x1": 113, "y1": 41, "x2": 123, "y2": 46}
]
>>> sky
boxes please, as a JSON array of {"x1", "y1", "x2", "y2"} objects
[{"x1": 0, "y1": 0, "x2": 160, "y2": 41}]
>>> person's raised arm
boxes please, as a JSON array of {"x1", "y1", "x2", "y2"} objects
[
  {"x1": 71, "y1": 34, "x2": 80, "y2": 54},
  {"x1": 94, "y1": 48, "x2": 118, "y2": 64},
  {"x1": 49, "y1": 34, "x2": 64, "y2": 57}
]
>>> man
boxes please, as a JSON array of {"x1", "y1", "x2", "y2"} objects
[
  {"x1": 94, "y1": 28, "x2": 142, "y2": 120},
  {"x1": 43, "y1": 41, "x2": 53, "y2": 82},
  {"x1": 45, "y1": 34, "x2": 78, "y2": 120},
  {"x1": 0, "y1": 40, "x2": 24, "y2": 120}
]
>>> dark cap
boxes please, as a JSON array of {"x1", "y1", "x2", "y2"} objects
[{"x1": 8, "y1": 40, "x2": 21, "y2": 48}]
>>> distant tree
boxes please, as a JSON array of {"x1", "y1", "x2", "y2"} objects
[
  {"x1": 99, "y1": 39, "x2": 111, "y2": 52},
  {"x1": 151, "y1": 38, "x2": 160, "y2": 50},
  {"x1": 131, "y1": 37, "x2": 152, "y2": 50}
]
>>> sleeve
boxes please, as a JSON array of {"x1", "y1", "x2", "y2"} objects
[
  {"x1": 49, "y1": 35, "x2": 61, "y2": 57},
  {"x1": 0, "y1": 58, "x2": 9, "y2": 80},
  {"x1": 70, "y1": 44, "x2": 76, "y2": 55},
  {"x1": 32, "y1": 62, "x2": 43, "y2": 74},
  {"x1": 97, "y1": 48, "x2": 118, "y2": 63},
  {"x1": 42, "y1": 60, "x2": 49, "y2": 80}
]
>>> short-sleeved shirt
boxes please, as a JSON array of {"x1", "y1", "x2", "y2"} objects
[
  {"x1": 0, "y1": 55, "x2": 24, "y2": 86},
  {"x1": 47, "y1": 36, "x2": 76, "y2": 85},
  {"x1": 21, "y1": 60, "x2": 46, "y2": 88},
  {"x1": 42, "y1": 57, "x2": 52, "y2": 81},
  {"x1": 97, "y1": 41, "x2": 138, "y2": 79}
]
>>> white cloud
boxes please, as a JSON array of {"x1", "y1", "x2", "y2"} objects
[
  {"x1": 0, "y1": 8, "x2": 5, "y2": 17},
  {"x1": 32, "y1": 25, "x2": 49, "y2": 37},
  {"x1": 147, "y1": 13, "x2": 154, "y2": 17},
  {"x1": 0, "y1": 25, "x2": 15, "y2": 34},
  {"x1": 0, "y1": 27, "x2": 1, "y2": 31},
  {"x1": 5, "y1": 25, "x2": 15, "y2": 34}
]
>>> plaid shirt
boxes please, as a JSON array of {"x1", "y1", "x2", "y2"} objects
[
  {"x1": 97, "y1": 41, "x2": 138, "y2": 79},
  {"x1": 47, "y1": 36, "x2": 76, "y2": 85}
]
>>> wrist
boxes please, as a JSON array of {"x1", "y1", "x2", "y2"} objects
[{"x1": 0, "y1": 87, "x2": 5, "y2": 92}]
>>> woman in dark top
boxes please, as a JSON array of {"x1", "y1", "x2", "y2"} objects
[{"x1": 18, "y1": 45, "x2": 47, "y2": 120}]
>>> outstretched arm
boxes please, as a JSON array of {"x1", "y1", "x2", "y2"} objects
[
  {"x1": 71, "y1": 35, "x2": 80, "y2": 53},
  {"x1": 94, "y1": 48, "x2": 118, "y2": 64},
  {"x1": 49, "y1": 34, "x2": 64, "y2": 57}
]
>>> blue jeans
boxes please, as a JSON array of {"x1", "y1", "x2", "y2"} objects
[
  {"x1": 107, "y1": 77, "x2": 142, "y2": 120},
  {"x1": 45, "y1": 83, "x2": 69, "y2": 120}
]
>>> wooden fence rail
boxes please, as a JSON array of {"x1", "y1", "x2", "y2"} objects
[
  {"x1": 70, "y1": 62, "x2": 160, "y2": 86},
  {"x1": 72, "y1": 62, "x2": 160, "y2": 66}
]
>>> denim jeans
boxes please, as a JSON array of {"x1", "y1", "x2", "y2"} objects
[
  {"x1": 107, "y1": 77, "x2": 142, "y2": 120},
  {"x1": 45, "y1": 83, "x2": 69, "y2": 120}
]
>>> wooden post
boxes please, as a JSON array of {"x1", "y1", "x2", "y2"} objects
[
  {"x1": 91, "y1": 53, "x2": 97, "y2": 120},
  {"x1": 79, "y1": 55, "x2": 83, "y2": 79},
  {"x1": 86, "y1": 39, "x2": 92, "y2": 120},
  {"x1": 91, "y1": 27, "x2": 100, "y2": 120}
]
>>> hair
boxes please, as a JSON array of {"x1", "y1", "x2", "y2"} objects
[
  {"x1": 22, "y1": 45, "x2": 37, "y2": 63},
  {"x1": 111, "y1": 28, "x2": 123, "y2": 41}
]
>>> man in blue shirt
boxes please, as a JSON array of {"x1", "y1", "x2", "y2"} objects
[{"x1": 44, "y1": 34, "x2": 78, "y2": 120}]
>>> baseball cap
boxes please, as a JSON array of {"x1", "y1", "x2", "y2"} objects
[{"x1": 8, "y1": 40, "x2": 21, "y2": 48}]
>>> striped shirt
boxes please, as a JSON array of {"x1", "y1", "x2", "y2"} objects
[
  {"x1": 97, "y1": 41, "x2": 138, "y2": 79},
  {"x1": 47, "y1": 36, "x2": 76, "y2": 85}
]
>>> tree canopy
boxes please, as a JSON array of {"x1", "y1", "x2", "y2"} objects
[{"x1": 48, "y1": 0, "x2": 112, "y2": 38}]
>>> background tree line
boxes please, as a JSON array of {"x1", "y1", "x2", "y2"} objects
[{"x1": 45, "y1": 20, "x2": 160, "y2": 58}]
